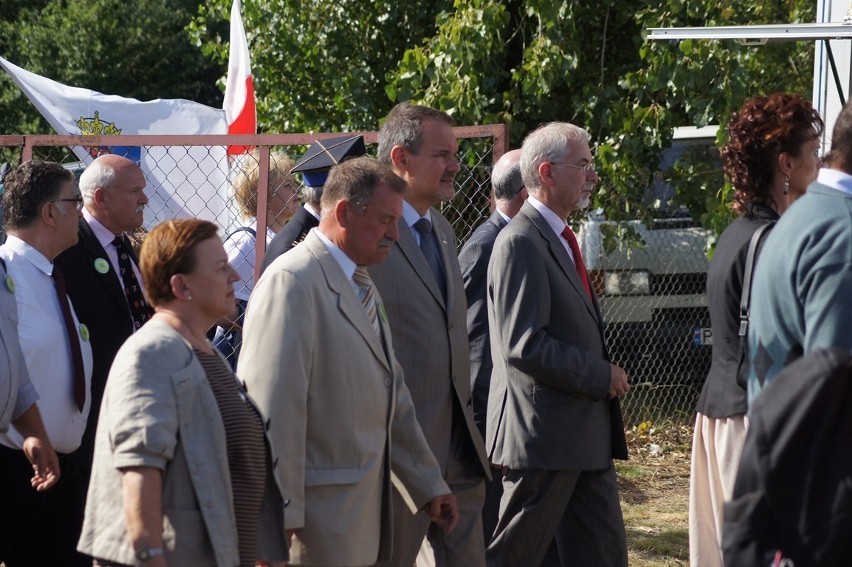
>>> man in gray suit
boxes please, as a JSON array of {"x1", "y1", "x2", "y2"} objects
[
  {"x1": 238, "y1": 157, "x2": 458, "y2": 566},
  {"x1": 486, "y1": 122, "x2": 630, "y2": 566},
  {"x1": 458, "y1": 149, "x2": 526, "y2": 542},
  {"x1": 370, "y1": 102, "x2": 491, "y2": 567}
]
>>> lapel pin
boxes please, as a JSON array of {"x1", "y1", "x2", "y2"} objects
[
  {"x1": 4, "y1": 274, "x2": 14, "y2": 294},
  {"x1": 94, "y1": 258, "x2": 110, "y2": 274},
  {"x1": 378, "y1": 302, "x2": 389, "y2": 324},
  {"x1": 79, "y1": 323, "x2": 90, "y2": 342}
]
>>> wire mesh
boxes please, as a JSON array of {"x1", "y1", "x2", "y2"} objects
[{"x1": 0, "y1": 130, "x2": 712, "y2": 426}]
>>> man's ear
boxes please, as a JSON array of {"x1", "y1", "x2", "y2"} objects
[
  {"x1": 389, "y1": 145, "x2": 407, "y2": 170},
  {"x1": 334, "y1": 199, "x2": 351, "y2": 228},
  {"x1": 93, "y1": 187, "x2": 108, "y2": 207},
  {"x1": 40, "y1": 200, "x2": 57, "y2": 227},
  {"x1": 537, "y1": 161, "x2": 553, "y2": 187}
]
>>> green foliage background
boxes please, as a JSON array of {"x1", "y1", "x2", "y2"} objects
[{"x1": 1, "y1": 0, "x2": 817, "y2": 233}]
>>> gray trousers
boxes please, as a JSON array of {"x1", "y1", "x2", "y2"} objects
[{"x1": 486, "y1": 464, "x2": 627, "y2": 567}]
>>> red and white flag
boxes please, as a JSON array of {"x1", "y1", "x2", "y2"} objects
[{"x1": 223, "y1": 0, "x2": 256, "y2": 155}]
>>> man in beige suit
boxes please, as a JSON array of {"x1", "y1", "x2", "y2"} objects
[
  {"x1": 238, "y1": 157, "x2": 458, "y2": 567},
  {"x1": 370, "y1": 103, "x2": 491, "y2": 567}
]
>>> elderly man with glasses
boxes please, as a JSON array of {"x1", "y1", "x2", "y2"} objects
[
  {"x1": 0, "y1": 159, "x2": 94, "y2": 567},
  {"x1": 485, "y1": 122, "x2": 629, "y2": 567}
]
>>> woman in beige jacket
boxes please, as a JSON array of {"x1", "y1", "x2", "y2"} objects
[{"x1": 78, "y1": 219, "x2": 287, "y2": 567}]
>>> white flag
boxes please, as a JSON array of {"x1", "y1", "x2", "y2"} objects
[{"x1": 0, "y1": 55, "x2": 233, "y2": 229}]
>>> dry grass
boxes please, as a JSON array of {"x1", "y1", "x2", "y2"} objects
[{"x1": 619, "y1": 421, "x2": 692, "y2": 567}]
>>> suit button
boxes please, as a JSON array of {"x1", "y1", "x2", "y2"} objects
[
  {"x1": 384, "y1": 378, "x2": 391, "y2": 386},
  {"x1": 448, "y1": 323, "x2": 454, "y2": 330},
  {"x1": 452, "y1": 375, "x2": 458, "y2": 381}
]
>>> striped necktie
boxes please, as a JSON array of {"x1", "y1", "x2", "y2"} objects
[{"x1": 353, "y1": 266, "x2": 381, "y2": 338}]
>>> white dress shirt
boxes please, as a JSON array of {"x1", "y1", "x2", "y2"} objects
[
  {"x1": 816, "y1": 167, "x2": 852, "y2": 196},
  {"x1": 83, "y1": 208, "x2": 145, "y2": 294},
  {"x1": 224, "y1": 217, "x2": 276, "y2": 302},
  {"x1": 402, "y1": 201, "x2": 435, "y2": 245},
  {"x1": 314, "y1": 228, "x2": 360, "y2": 295},
  {"x1": 0, "y1": 236, "x2": 93, "y2": 453},
  {"x1": 527, "y1": 196, "x2": 577, "y2": 265}
]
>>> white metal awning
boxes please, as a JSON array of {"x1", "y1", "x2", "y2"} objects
[
  {"x1": 647, "y1": 23, "x2": 852, "y2": 45},
  {"x1": 647, "y1": 22, "x2": 852, "y2": 105}
]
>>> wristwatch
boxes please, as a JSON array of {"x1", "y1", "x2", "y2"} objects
[{"x1": 135, "y1": 547, "x2": 163, "y2": 563}]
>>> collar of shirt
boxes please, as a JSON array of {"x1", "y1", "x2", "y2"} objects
[
  {"x1": 816, "y1": 168, "x2": 852, "y2": 196},
  {"x1": 83, "y1": 208, "x2": 120, "y2": 250},
  {"x1": 526, "y1": 196, "x2": 575, "y2": 262},
  {"x1": 1, "y1": 235, "x2": 53, "y2": 277},
  {"x1": 304, "y1": 203, "x2": 322, "y2": 221},
  {"x1": 314, "y1": 228, "x2": 360, "y2": 295},
  {"x1": 244, "y1": 217, "x2": 276, "y2": 244},
  {"x1": 403, "y1": 201, "x2": 433, "y2": 245},
  {"x1": 497, "y1": 210, "x2": 512, "y2": 224}
]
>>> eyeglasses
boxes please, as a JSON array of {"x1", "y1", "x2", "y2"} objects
[
  {"x1": 52, "y1": 196, "x2": 84, "y2": 212},
  {"x1": 550, "y1": 161, "x2": 596, "y2": 174}
]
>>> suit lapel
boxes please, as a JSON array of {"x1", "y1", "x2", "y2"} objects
[
  {"x1": 306, "y1": 235, "x2": 391, "y2": 371},
  {"x1": 523, "y1": 206, "x2": 600, "y2": 325},
  {"x1": 79, "y1": 220, "x2": 131, "y2": 318},
  {"x1": 395, "y1": 218, "x2": 446, "y2": 309}
]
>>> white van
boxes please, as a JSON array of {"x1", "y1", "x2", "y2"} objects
[{"x1": 578, "y1": 126, "x2": 718, "y2": 386}]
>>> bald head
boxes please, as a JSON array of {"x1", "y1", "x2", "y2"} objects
[
  {"x1": 80, "y1": 154, "x2": 148, "y2": 234},
  {"x1": 491, "y1": 149, "x2": 527, "y2": 218}
]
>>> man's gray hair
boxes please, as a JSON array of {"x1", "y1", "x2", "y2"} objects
[
  {"x1": 79, "y1": 160, "x2": 117, "y2": 204},
  {"x1": 301, "y1": 185, "x2": 324, "y2": 209},
  {"x1": 492, "y1": 153, "x2": 524, "y2": 201},
  {"x1": 520, "y1": 122, "x2": 590, "y2": 193}
]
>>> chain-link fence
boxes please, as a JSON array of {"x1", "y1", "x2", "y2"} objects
[{"x1": 0, "y1": 129, "x2": 712, "y2": 426}]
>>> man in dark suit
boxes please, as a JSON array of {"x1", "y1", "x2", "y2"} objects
[
  {"x1": 54, "y1": 153, "x2": 153, "y2": 486},
  {"x1": 260, "y1": 135, "x2": 366, "y2": 273},
  {"x1": 370, "y1": 102, "x2": 491, "y2": 567},
  {"x1": 458, "y1": 149, "x2": 526, "y2": 543},
  {"x1": 486, "y1": 122, "x2": 630, "y2": 566}
]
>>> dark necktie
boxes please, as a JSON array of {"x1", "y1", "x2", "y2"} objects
[
  {"x1": 52, "y1": 265, "x2": 86, "y2": 411},
  {"x1": 414, "y1": 218, "x2": 447, "y2": 302},
  {"x1": 561, "y1": 226, "x2": 593, "y2": 302},
  {"x1": 352, "y1": 266, "x2": 381, "y2": 338},
  {"x1": 112, "y1": 235, "x2": 151, "y2": 331}
]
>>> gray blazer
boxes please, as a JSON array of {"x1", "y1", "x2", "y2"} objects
[
  {"x1": 77, "y1": 320, "x2": 287, "y2": 566},
  {"x1": 369, "y1": 210, "x2": 490, "y2": 478},
  {"x1": 486, "y1": 203, "x2": 628, "y2": 471}
]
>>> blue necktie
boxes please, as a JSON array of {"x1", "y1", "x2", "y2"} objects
[{"x1": 414, "y1": 218, "x2": 447, "y2": 302}]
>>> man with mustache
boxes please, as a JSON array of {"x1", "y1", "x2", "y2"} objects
[
  {"x1": 370, "y1": 102, "x2": 491, "y2": 567},
  {"x1": 239, "y1": 157, "x2": 458, "y2": 566},
  {"x1": 55, "y1": 153, "x2": 153, "y2": 490},
  {"x1": 485, "y1": 122, "x2": 629, "y2": 566}
]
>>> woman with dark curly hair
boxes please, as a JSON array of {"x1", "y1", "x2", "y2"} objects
[{"x1": 689, "y1": 93, "x2": 823, "y2": 567}]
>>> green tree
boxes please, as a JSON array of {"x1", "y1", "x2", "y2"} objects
[
  {"x1": 190, "y1": 0, "x2": 453, "y2": 132},
  {"x1": 386, "y1": 0, "x2": 815, "y2": 233},
  {"x1": 0, "y1": 0, "x2": 223, "y2": 136}
]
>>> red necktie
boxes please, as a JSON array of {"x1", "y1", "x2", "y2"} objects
[
  {"x1": 52, "y1": 265, "x2": 86, "y2": 411},
  {"x1": 560, "y1": 226, "x2": 593, "y2": 302}
]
